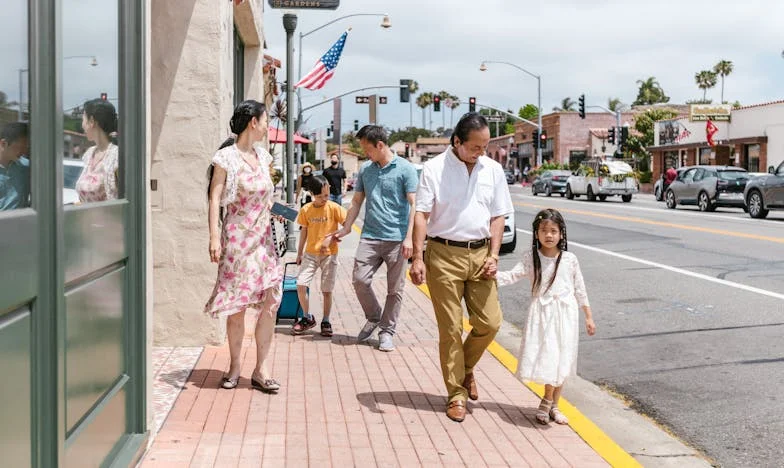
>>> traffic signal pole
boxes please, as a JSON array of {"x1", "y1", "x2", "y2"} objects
[{"x1": 300, "y1": 84, "x2": 408, "y2": 113}]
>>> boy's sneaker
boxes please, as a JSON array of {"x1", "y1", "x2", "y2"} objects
[
  {"x1": 320, "y1": 321, "x2": 333, "y2": 337},
  {"x1": 357, "y1": 320, "x2": 379, "y2": 343},
  {"x1": 378, "y1": 332, "x2": 395, "y2": 352},
  {"x1": 292, "y1": 315, "x2": 317, "y2": 335}
]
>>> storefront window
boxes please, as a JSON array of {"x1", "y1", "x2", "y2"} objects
[
  {"x1": 63, "y1": 0, "x2": 120, "y2": 205},
  {"x1": 745, "y1": 144, "x2": 760, "y2": 172},
  {"x1": 699, "y1": 147, "x2": 712, "y2": 165},
  {"x1": 0, "y1": 0, "x2": 31, "y2": 212},
  {"x1": 234, "y1": 28, "x2": 245, "y2": 106},
  {"x1": 664, "y1": 151, "x2": 678, "y2": 169}
]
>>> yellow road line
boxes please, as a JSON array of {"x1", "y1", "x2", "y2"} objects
[
  {"x1": 411, "y1": 280, "x2": 641, "y2": 468},
  {"x1": 515, "y1": 201, "x2": 784, "y2": 244}
]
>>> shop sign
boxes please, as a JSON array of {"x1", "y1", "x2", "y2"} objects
[{"x1": 689, "y1": 104, "x2": 731, "y2": 122}]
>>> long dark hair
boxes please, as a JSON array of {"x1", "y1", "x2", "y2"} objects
[
  {"x1": 207, "y1": 100, "x2": 267, "y2": 220},
  {"x1": 531, "y1": 208, "x2": 568, "y2": 295}
]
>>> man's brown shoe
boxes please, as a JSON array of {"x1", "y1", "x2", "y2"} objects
[
  {"x1": 463, "y1": 373, "x2": 478, "y2": 401},
  {"x1": 446, "y1": 400, "x2": 466, "y2": 422}
]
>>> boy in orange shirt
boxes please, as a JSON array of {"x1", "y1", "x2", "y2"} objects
[{"x1": 292, "y1": 175, "x2": 348, "y2": 336}]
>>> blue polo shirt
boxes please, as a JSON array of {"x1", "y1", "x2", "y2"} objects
[
  {"x1": 0, "y1": 157, "x2": 31, "y2": 210},
  {"x1": 355, "y1": 155, "x2": 419, "y2": 241}
]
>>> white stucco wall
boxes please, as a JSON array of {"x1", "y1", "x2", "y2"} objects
[
  {"x1": 731, "y1": 103, "x2": 784, "y2": 169},
  {"x1": 150, "y1": 0, "x2": 268, "y2": 346}
]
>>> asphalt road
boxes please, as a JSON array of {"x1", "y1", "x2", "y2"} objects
[{"x1": 496, "y1": 184, "x2": 784, "y2": 467}]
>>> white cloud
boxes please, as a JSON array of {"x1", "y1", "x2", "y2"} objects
[{"x1": 263, "y1": 0, "x2": 784, "y2": 131}]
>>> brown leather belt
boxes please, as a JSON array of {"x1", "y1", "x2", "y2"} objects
[{"x1": 429, "y1": 237, "x2": 489, "y2": 249}]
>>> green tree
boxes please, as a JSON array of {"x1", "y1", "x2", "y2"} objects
[
  {"x1": 713, "y1": 60, "x2": 733, "y2": 103},
  {"x1": 447, "y1": 94, "x2": 461, "y2": 128},
  {"x1": 406, "y1": 80, "x2": 420, "y2": 127},
  {"x1": 438, "y1": 90, "x2": 451, "y2": 129},
  {"x1": 553, "y1": 97, "x2": 575, "y2": 112},
  {"x1": 633, "y1": 76, "x2": 670, "y2": 105},
  {"x1": 268, "y1": 99, "x2": 287, "y2": 156},
  {"x1": 623, "y1": 107, "x2": 680, "y2": 163},
  {"x1": 416, "y1": 92, "x2": 433, "y2": 129},
  {"x1": 608, "y1": 97, "x2": 627, "y2": 112},
  {"x1": 695, "y1": 70, "x2": 718, "y2": 102},
  {"x1": 518, "y1": 104, "x2": 539, "y2": 121},
  {"x1": 388, "y1": 127, "x2": 434, "y2": 143}
]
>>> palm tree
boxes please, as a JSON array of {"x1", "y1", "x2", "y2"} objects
[
  {"x1": 438, "y1": 90, "x2": 451, "y2": 129},
  {"x1": 268, "y1": 98, "x2": 287, "y2": 155},
  {"x1": 448, "y1": 94, "x2": 461, "y2": 128},
  {"x1": 713, "y1": 60, "x2": 733, "y2": 103},
  {"x1": 416, "y1": 92, "x2": 433, "y2": 129},
  {"x1": 553, "y1": 97, "x2": 576, "y2": 112},
  {"x1": 633, "y1": 76, "x2": 670, "y2": 105},
  {"x1": 608, "y1": 97, "x2": 626, "y2": 112},
  {"x1": 695, "y1": 70, "x2": 718, "y2": 102},
  {"x1": 407, "y1": 80, "x2": 419, "y2": 127}
]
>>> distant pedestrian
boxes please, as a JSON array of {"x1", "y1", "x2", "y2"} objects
[
  {"x1": 496, "y1": 208, "x2": 596, "y2": 425},
  {"x1": 322, "y1": 154, "x2": 347, "y2": 205},
  {"x1": 204, "y1": 100, "x2": 282, "y2": 394},
  {"x1": 295, "y1": 162, "x2": 316, "y2": 207},
  {"x1": 333, "y1": 125, "x2": 418, "y2": 352},
  {"x1": 665, "y1": 166, "x2": 677, "y2": 190},
  {"x1": 292, "y1": 175, "x2": 347, "y2": 337},
  {"x1": 410, "y1": 112, "x2": 513, "y2": 423}
]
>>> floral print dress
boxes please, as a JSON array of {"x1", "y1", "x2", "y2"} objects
[
  {"x1": 204, "y1": 145, "x2": 282, "y2": 318},
  {"x1": 75, "y1": 144, "x2": 119, "y2": 202}
]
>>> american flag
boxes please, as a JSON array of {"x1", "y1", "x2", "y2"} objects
[{"x1": 295, "y1": 31, "x2": 349, "y2": 90}]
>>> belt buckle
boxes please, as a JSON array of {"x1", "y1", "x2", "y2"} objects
[{"x1": 466, "y1": 240, "x2": 477, "y2": 249}]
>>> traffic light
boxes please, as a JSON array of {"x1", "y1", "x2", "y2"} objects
[
  {"x1": 405, "y1": 143, "x2": 410, "y2": 158},
  {"x1": 532, "y1": 129, "x2": 539, "y2": 147},
  {"x1": 354, "y1": 120, "x2": 359, "y2": 131},
  {"x1": 327, "y1": 120, "x2": 333, "y2": 137},
  {"x1": 100, "y1": 92, "x2": 108, "y2": 101},
  {"x1": 539, "y1": 130, "x2": 547, "y2": 149},
  {"x1": 400, "y1": 79, "x2": 411, "y2": 103},
  {"x1": 619, "y1": 126, "x2": 629, "y2": 147},
  {"x1": 468, "y1": 97, "x2": 476, "y2": 113},
  {"x1": 433, "y1": 96, "x2": 441, "y2": 112},
  {"x1": 607, "y1": 127, "x2": 616, "y2": 145},
  {"x1": 578, "y1": 94, "x2": 585, "y2": 119}
]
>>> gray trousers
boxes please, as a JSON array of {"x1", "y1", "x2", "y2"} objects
[{"x1": 352, "y1": 239, "x2": 407, "y2": 335}]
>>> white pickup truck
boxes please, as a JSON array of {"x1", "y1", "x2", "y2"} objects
[{"x1": 565, "y1": 159, "x2": 638, "y2": 202}]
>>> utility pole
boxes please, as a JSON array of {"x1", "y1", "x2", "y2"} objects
[{"x1": 283, "y1": 13, "x2": 297, "y2": 251}]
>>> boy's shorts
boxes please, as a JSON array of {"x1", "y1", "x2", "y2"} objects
[{"x1": 297, "y1": 253, "x2": 339, "y2": 292}]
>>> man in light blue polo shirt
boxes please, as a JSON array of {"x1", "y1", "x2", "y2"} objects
[
  {"x1": 334, "y1": 125, "x2": 418, "y2": 351},
  {"x1": 0, "y1": 122, "x2": 31, "y2": 211}
]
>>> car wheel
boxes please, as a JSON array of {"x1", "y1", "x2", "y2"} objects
[
  {"x1": 532, "y1": 185, "x2": 538, "y2": 196},
  {"x1": 500, "y1": 231, "x2": 517, "y2": 254},
  {"x1": 747, "y1": 190, "x2": 769, "y2": 219},
  {"x1": 545, "y1": 185, "x2": 552, "y2": 197},
  {"x1": 560, "y1": 193, "x2": 565, "y2": 197},
  {"x1": 622, "y1": 194, "x2": 632, "y2": 203},
  {"x1": 587, "y1": 186, "x2": 596, "y2": 201},
  {"x1": 598, "y1": 194, "x2": 607, "y2": 201},
  {"x1": 665, "y1": 190, "x2": 677, "y2": 209},
  {"x1": 698, "y1": 191, "x2": 714, "y2": 212},
  {"x1": 566, "y1": 185, "x2": 574, "y2": 200}
]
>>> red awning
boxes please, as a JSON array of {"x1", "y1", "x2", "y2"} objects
[{"x1": 268, "y1": 127, "x2": 311, "y2": 144}]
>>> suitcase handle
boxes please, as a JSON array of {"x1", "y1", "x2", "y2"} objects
[{"x1": 283, "y1": 261, "x2": 298, "y2": 278}]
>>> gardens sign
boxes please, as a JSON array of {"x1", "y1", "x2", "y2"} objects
[
  {"x1": 689, "y1": 104, "x2": 731, "y2": 122},
  {"x1": 268, "y1": 0, "x2": 339, "y2": 9}
]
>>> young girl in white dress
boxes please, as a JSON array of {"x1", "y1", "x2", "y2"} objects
[{"x1": 497, "y1": 208, "x2": 596, "y2": 425}]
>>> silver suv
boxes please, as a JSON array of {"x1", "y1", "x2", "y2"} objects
[
  {"x1": 744, "y1": 161, "x2": 784, "y2": 219},
  {"x1": 665, "y1": 165, "x2": 749, "y2": 212}
]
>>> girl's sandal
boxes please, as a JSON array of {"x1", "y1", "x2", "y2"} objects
[
  {"x1": 549, "y1": 405, "x2": 569, "y2": 425},
  {"x1": 536, "y1": 398, "x2": 552, "y2": 425}
]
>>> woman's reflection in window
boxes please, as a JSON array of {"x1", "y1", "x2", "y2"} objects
[{"x1": 75, "y1": 98, "x2": 119, "y2": 202}]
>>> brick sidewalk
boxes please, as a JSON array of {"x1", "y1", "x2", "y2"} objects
[{"x1": 140, "y1": 253, "x2": 609, "y2": 467}]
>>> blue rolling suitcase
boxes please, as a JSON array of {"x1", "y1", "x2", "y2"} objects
[{"x1": 277, "y1": 262, "x2": 306, "y2": 323}]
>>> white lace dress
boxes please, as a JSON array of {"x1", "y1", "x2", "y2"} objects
[{"x1": 497, "y1": 250, "x2": 590, "y2": 386}]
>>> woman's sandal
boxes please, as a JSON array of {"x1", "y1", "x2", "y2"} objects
[
  {"x1": 536, "y1": 398, "x2": 553, "y2": 425},
  {"x1": 549, "y1": 405, "x2": 569, "y2": 425},
  {"x1": 221, "y1": 376, "x2": 240, "y2": 389},
  {"x1": 251, "y1": 377, "x2": 281, "y2": 393}
]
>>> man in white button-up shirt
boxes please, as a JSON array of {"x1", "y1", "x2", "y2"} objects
[{"x1": 410, "y1": 113, "x2": 514, "y2": 423}]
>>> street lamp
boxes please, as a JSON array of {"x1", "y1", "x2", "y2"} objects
[
  {"x1": 480, "y1": 60, "x2": 543, "y2": 166},
  {"x1": 297, "y1": 13, "x2": 391, "y2": 127},
  {"x1": 17, "y1": 55, "x2": 98, "y2": 120}
]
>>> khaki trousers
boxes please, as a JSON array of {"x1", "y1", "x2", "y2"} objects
[{"x1": 425, "y1": 240, "x2": 503, "y2": 403}]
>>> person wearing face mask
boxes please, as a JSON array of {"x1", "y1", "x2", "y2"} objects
[
  {"x1": 295, "y1": 162, "x2": 316, "y2": 207},
  {"x1": 410, "y1": 112, "x2": 513, "y2": 423},
  {"x1": 322, "y1": 154, "x2": 347, "y2": 205}
]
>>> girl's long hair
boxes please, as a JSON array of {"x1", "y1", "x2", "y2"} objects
[{"x1": 531, "y1": 208, "x2": 568, "y2": 296}]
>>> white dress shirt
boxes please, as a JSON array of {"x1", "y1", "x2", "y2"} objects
[{"x1": 416, "y1": 148, "x2": 514, "y2": 241}]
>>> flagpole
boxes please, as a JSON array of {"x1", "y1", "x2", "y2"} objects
[{"x1": 283, "y1": 13, "x2": 298, "y2": 252}]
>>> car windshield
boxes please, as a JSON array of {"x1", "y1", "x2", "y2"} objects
[
  {"x1": 63, "y1": 164, "x2": 84, "y2": 189},
  {"x1": 717, "y1": 170, "x2": 748, "y2": 181}
]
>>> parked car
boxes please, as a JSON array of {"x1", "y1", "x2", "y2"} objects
[
  {"x1": 665, "y1": 165, "x2": 749, "y2": 212},
  {"x1": 744, "y1": 161, "x2": 784, "y2": 218},
  {"x1": 566, "y1": 159, "x2": 637, "y2": 202},
  {"x1": 63, "y1": 159, "x2": 84, "y2": 205},
  {"x1": 504, "y1": 169, "x2": 515, "y2": 185},
  {"x1": 532, "y1": 170, "x2": 571, "y2": 197},
  {"x1": 654, "y1": 167, "x2": 686, "y2": 201},
  {"x1": 501, "y1": 211, "x2": 516, "y2": 253}
]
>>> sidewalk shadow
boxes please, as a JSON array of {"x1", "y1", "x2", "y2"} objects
[{"x1": 355, "y1": 390, "x2": 540, "y2": 429}]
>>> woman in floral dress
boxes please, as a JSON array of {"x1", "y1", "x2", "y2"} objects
[
  {"x1": 75, "y1": 98, "x2": 119, "y2": 202},
  {"x1": 204, "y1": 100, "x2": 282, "y2": 393}
]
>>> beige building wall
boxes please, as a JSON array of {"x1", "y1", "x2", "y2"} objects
[{"x1": 150, "y1": 0, "x2": 269, "y2": 346}]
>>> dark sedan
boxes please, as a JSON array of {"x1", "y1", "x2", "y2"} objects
[
  {"x1": 665, "y1": 166, "x2": 749, "y2": 212},
  {"x1": 532, "y1": 170, "x2": 572, "y2": 197},
  {"x1": 744, "y1": 161, "x2": 784, "y2": 218}
]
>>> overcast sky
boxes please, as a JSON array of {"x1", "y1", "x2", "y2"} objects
[{"x1": 263, "y1": 0, "x2": 784, "y2": 132}]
